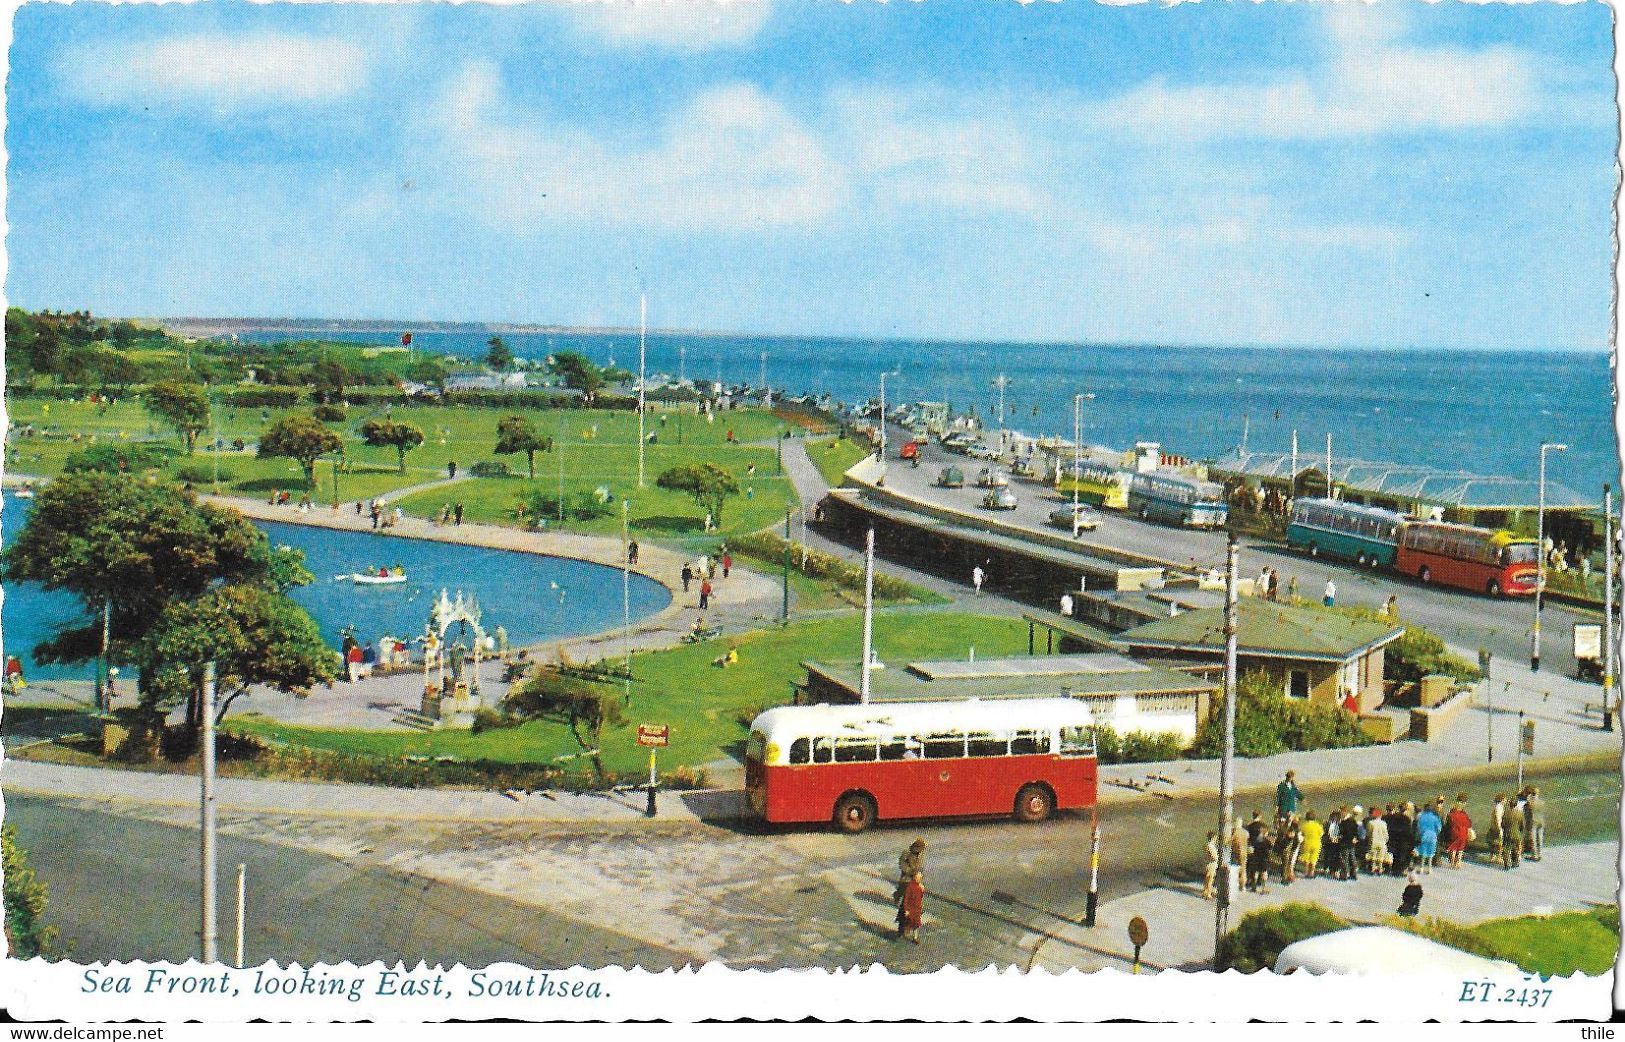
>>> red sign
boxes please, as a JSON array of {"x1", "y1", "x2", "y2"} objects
[
  {"x1": 401, "y1": 332, "x2": 413, "y2": 346},
  {"x1": 636, "y1": 724, "x2": 670, "y2": 747}
]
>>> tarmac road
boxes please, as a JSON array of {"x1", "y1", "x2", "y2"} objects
[
  {"x1": 866, "y1": 431, "x2": 1597, "y2": 676},
  {"x1": 13, "y1": 762, "x2": 1615, "y2": 971}
]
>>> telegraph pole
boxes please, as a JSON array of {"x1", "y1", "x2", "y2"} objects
[
  {"x1": 200, "y1": 662, "x2": 218, "y2": 963},
  {"x1": 1605, "y1": 484, "x2": 1616, "y2": 732},
  {"x1": 637, "y1": 296, "x2": 647, "y2": 489},
  {"x1": 860, "y1": 527, "x2": 876, "y2": 703},
  {"x1": 781, "y1": 508, "x2": 792, "y2": 623},
  {"x1": 1213, "y1": 533, "x2": 1239, "y2": 968}
]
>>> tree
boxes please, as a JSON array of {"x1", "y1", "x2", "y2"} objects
[
  {"x1": 259, "y1": 413, "x2": 343, "y2": 488},
  {"x1": 138, "y1": 583, "x2": 335, "y2": 731},
  {"x1": 547, "y1": 351, "x2": 605, "y2": 402},
  {"x1": 312, "y1": 403, "x2": 347, "y2": 423},
  {"x1": 502, "y1": 667, "x2": 626, "y2": 780},
  {"x1": 308, "y1": 360, "x2": 351, "y2": 404},
  {"x1": 405, "y1": 358, "x2": 448, "y2": 386},
  {"x1": 494, "y1": 414, "x2": 552, "y2": 479},
  {"x1": 657, "y1": 463, "x2": 742, "y2": 528},
  {"x1": 486, "y1": 336, "x2": 514, "y2": 372},
  {"x1": 144, "y1": 380, "x2": 211, "y2": 454},
  {"x1": 359, "y1": 418, "x2": 426, "y2": 474},
  {"x1": 0, "y1": 475, "x2": 286, "y2": 718}
]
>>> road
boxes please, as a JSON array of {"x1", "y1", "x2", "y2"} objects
[
  {"x1": 871, "y1": 432, "x2": 1597, "y2": 675},
  {"x1": 13, "y1": 763, "x2": 1616, "y2": 970}
]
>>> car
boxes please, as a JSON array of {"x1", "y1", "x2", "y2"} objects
[
  {"x1": 937, "y1": 466, "x2": 966, "y2": 488},
  {"x1": 1049, "y1": 503, "x2": 1100, "y2": 533},
  {"x1": 976, "y1": 467, "x2": 1009, "y2": 488},
  {"x1": 983, "y1": 487, "x2": 1018, "y2": 510},
  {"x1": 967, "y1": 443, "x2": 1001, "y2": 461},
  {"x1": 941, "y1": 431, "x2": 976, "y2": 449}
]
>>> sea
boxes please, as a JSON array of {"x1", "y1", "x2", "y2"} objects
[{"x1": 230, "y1": 328, "x2": 1619, "y2": 498}]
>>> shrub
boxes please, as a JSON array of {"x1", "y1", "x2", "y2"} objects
[
  {"x1": 312, "y1": 403, "x2": 347, "y2": 423},
  {"x1": 523, "y1": 489, "x2": 614, "y2": 523},
  {"x1": 1218, "y1": 903, "x2": 1347, "y2": 972},
  {"x1": 1387, "y1": 626, "x2": 1481, "y2": 686},
  {"x1": 62, "y1": 443, "x2": 170, "y2": 474},
  {"x1": 2, "y1": 826, "x2": 57, "y2": 960},
  {"x1": 470, "y1": 460, "x2": 511, "y2": 478},
  {"x1": 730, "y1": 531, "x2": 925, "y2": 602},
  {"x1": 663, "y1": 765, "x2": 711, "y2": 789},
  {"x1": 1382, "y1": 915, "x2": 1508, "y2": 961},
  {"x1": 220, "y1": 387, "x2": 302, "y2": 408},
  {"x1": 1192, "y1": 671, "x2": 1372, "y2": 758},
  {"x1": 173, "y1": 463, "x2": 233, "y2": 484}
]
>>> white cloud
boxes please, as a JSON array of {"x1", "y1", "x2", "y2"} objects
[
  {"x1": 61, "y1": 33, "x2": 368, "y2": 109},
  {"x1": 424, "y1": 64, "x2": 846, "y2": 231},
  {"x1": 1088, "y1": 8, "x2": 1536, "y2": 140},
  {"x1": 562, "y1": 0, "x2": 772, "y2": 51}
]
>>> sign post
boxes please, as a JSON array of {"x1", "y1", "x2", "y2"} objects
[
  {"x1": 1127, "y1": 916, "x2": 1149, "y2": 975},
  {"x1": 1479, "y1": 649, "x2": 1492, "y2": 764},
  {"x1": 637, "y1": 724, "x2": 670, "y2": 817}
]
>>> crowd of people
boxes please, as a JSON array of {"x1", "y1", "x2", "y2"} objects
[{"x1": 1203, "y1": 772, "x2": 1551, "y2": 915}]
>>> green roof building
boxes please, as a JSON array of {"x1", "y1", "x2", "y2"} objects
[{"x1": 1112, "y1": 598, "x2": 1404, "y2": 714}]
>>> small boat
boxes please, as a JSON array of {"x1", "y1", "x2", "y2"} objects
[
  {"x1": 13, "y1": 488, "x2": 34, "y2": 500},
  {"x1": 342, "y1": 572, "x2": 408, "y2": 586}
]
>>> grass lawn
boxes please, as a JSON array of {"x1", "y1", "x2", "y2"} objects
[
  {"x1": 7, "y1": 398, "x2": 802, "y2": 537},
  {"x1": 226, "y1": 611, "x2": 1030, "y2": 775},
  {"x1": 1471, "y1": 907, "x2": 1619, "y2": 976},
  {"x1": 805, "y1": 435, "x2": 870, "y2": 487}
]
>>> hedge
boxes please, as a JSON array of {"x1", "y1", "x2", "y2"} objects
[
  {"x1": 1090, "y1": 726, "x2": 1187, "y2": 764},
  {"x1": 1191, "y1": 670, "x2": 1372, "y2": 758},
  {"x1": 1218, "y1": 903, "x2": 1348, "y2": 972},
  {"x1": 730, "y1": 530, "x2": 919, "y2": 601}
]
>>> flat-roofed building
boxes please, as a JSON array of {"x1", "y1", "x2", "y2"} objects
[{"x1": 798, "y1": 651, "x2": 1214, "y2": 741}]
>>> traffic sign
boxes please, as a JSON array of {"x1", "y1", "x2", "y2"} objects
[{"x1": 636, "y1": 724, "x2": 670, "y2": 747}]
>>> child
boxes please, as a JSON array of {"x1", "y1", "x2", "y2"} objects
[{"x1": 899, "y1": 872, "x2": 925, "y2": 945}]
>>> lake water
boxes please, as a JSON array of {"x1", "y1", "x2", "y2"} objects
[
  {"x1": 235, "y1": 328, "x2": 1619, "y2": 496},
  {"x1": 1, "y1": 495, "x2": 671, "y2": 679}
]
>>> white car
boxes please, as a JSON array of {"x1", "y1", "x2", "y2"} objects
[
  {"x1": 976, "y1": 467, "x2": 1009, "y2": 488},
  {"x1": 967, "y1": 443, "x2": 1001, "y2": 460},
  {"x1": 983, "y1": 487, "x2": 1019, "y2": 510},
  {"x1": 1049, "y1": 503, "x2": 1100, "y2": 533}
]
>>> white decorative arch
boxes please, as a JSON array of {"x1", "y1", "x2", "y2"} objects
[{"x1": 420, "y1": 589, "x2": 489, "y2": 726}]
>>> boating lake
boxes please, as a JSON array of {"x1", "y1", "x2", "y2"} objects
[{"x1": 0, "y1": 493, "x2": 671, "y2": 680}]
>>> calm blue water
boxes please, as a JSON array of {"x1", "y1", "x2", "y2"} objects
[
  {"x1": 235, "y1": 329, "x2": 1618, "y2": 495},
  {"x1": 1, "y1": 496, "x2": 670, "y2": 679}
]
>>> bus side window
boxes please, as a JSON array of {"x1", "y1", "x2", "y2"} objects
[
  {"x1": 835, "y1": 737, "x2": 878, "y2": 763},
  {"x1": 879, "y1": 739, "x2": 909, "y2": 761},
  {"x1": 812, "y1": 737, "x2": 835, "y2": 764},
  {"x1": 923, "y1": 731, "x2": 966, "y2": 759},
  {"x1": 789, "y1": 738, "x2": 810, "y2": 765},
  {"x1": 1060, "y1": 726, "x2": 1094, "y2": 756},
  {"x1": 966, "y1": 731, "x2": 1008, "y2": 757},
  {"x1": 1010, "y1": 729, "x2": 1046, "y2": 755}
]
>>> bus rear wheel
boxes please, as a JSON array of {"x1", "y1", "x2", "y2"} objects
[
  {"x1": 833, "y1": 792, "x2": 877, "y2": 833},
  {"x1": 1487, "y1": 579, "x2": 1502, "y2": 597},
  {"x1": 1355, "y1": 552, "x2": 1368, "y2": 567},
  {"x1": 1418, "y1": 566, "x2": 1432, "y2": 584},
  {"x1": 1308, "y1": 543, "x2": 1319, "y2": 558},
  {"x1": 1013, "y1": 784, "x2": 1055, "y2": 824}
]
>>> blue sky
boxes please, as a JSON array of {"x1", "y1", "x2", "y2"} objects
[{"x1": 6, "y1": 0, "x2": 1617, "y2": 349}]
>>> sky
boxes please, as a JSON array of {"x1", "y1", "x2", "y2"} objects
[{"x1": 4, "y1": 0, "x2": 1618, "y2": 350}]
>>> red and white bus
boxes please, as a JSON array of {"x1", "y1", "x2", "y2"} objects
[
  {"x1": 1394, "y1": 521, "x2": 1539, "y2": 598},
  {"x1": 744, "y1": 699, "x2": 1099, "y2": 832}
]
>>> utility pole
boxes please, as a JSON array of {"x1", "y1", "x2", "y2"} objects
[
  {"x1": 1072, "y1": 394, "x2": 1083, "y2": 536},
  {"x1": 1532, "y1": 442, "x2": 1567, "y2": 671},
  {"x1": 1213, "y1": 533, "x2": 1239, "y2": 968},
  {"x1": 1325, "y1": 432, "x2": 1333, "y2": 499},
  {"x1": 1290, "y1": 429, "x2": 1298, "y2": 500},
  {"x1": 995, "y1": 373, "x2": 1009, "y2": 455},
  {"x1": 637, "y1": 296, "x2": 647, "y2": 489},
  {"x1": 97, "y1": 600, "x2": 110, "y2": 714},
  {"x1": 860, "y1": 527, "x2": 875, "y2": 704},
  {"x1": 200, "y1": 662, "x2": 218, "y2": 963},
  {"x1": 621, "y1": 500, "x2": 632, "y2": 705},
  {"x1": 1604, "y1": 484, "x2": 1615, "y2": 732},
  {"x1": 235, "y1": 864, "x2": 246, "y2": 969}
]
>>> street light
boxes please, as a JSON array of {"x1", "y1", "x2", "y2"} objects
[
  {"x1": 1071, "y1": 393, "x2": 1087, "y2": 536},
  {"x1": 1531, "y1": 441, "x2": 1567, "y2": 671},
  {"x1": 878, "y1": 368, "x2": 901, "y2": 461}
]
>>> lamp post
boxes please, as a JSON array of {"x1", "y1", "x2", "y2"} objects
[
  {"x1": 1531, "y1": 442, "x2": 1567, "y2": 672},
  {"x1": 878, "y1": 369, "x2": 900, "y2": 461},
  {"x1": 637, "y1": 296, "x2": 647, "y2": 489},
  {"x1": 1212, "y1": 533, "x2": 1239, "y2": 968},
  {"x1": 1072, "y1": 393, "x2": 1084, "y2": 537}
]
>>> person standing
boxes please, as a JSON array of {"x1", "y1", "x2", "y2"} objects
[
  {"x1": 448, "y1": 460, "x2": 458, "y2": 479},
  {"x1": 1267, "y1": 569, "x2": 1280, "y2": 602},
  {"x1": 627, "y1": 539, "x2": 640, "y2": 566},
  {"x1": 1500, "y1": 796, "x2": 1524, "y2": 870},
  {"x1": 681, "y1": 564, "x2": 694, "y2": 593},
  {"x1": 454, "y1": 502, "x2": 464, "y2": 526},
  {"x1": 1490, "y1": 794, "x2": 1507, "y2": 864},
  {"x1": 1415, "y1": 801, "x2": 1442, "y2": 874},
  {"x1": 1059, "y1": 592, "x2": 1074, "y2": 617},
  {"x1": 898, "y1": 872, "x2": 925, "y2": 945},
  {"x1": 1364, "y1": 808, "x2": 1390, "y2": 876},
  {"x1": 1275, "y1": 816, "x2": 1300, "y2": 885},
  {"x1": 1229, "y1": 817, "x2": 1249, "y2": 881},
  {"x1": 1523, "y1": 786, "x2": 1545, "y2": 861},
  {"x1": 1297, "y1": 811, "x2": 1324, "y2": 880},
  {"x1": 972, "y1": 564, "x2": 986, "y2": 596},
  {"x1": 1275, "y1": 770, "x2": 1302, "y2": 821},
  {"x1": 1389, "y1": 802, "x2": 1414, "y2": 876},
  {"x1": 697, "y1": 553, "x2": 710, "y2": 579},
  {"x1": 699, "y1": 578, "x2": 713, "y2": 610},
  {"x1": 1245, "y1": 812, "x2": 1271, "y2": 892},
  {"x1": 896, "y1": 839, "x2": 926, "y2": 907},
  {"x1": 1323, "y1": 579, "x2": 1336, "y2": 607},
  {"x1": 1202, "y1": 832, "x2": 1220, "y2": 900},
  {"x1": 722, "y1": 551, "x2": 732, "y2": 579},
  {"x1": 1444, "y1": 796, "x2": 1473, "y2": 870},
  {"x1": 1287, "y1": 575, "x2": 1299, "y2": 601}
]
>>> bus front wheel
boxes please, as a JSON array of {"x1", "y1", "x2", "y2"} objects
[
  {"x1": 1418, "y1": 566, "x2": 1432, "y2": 584},
  {"x1": 1487, "y1": 579, "x2": 1502, "y2": 597},
  {"x1": 833, "y1": 792, "x2": 877, "y2": 833},
  {"x1": 1013, "y1": 784, "x2": 1055, "y2": 824},
  {"x1": 1355, "y1": 552, "x2": 1368, "y2": 567},
  {"x1": 1308, "y1": 543, "x2": 1319, "y2": 558}
]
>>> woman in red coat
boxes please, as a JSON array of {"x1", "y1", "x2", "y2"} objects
[
  {"x1": 899, "y1": 873, "x2": 925, "y2": 945},
  {"x1": 1444, "y1": 797, "x2": 1473, "y2": 869}
]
